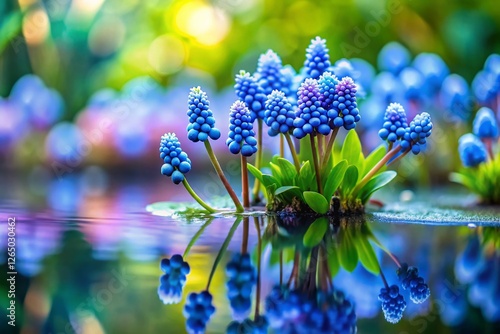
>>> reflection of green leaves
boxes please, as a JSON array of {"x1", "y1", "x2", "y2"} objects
[
  {"x1": 358, "y1": 171, "x2": 397, "y2": 204},
  {"x1": 145, "y1": 201, "x2": 210, "y2": 216},
  {"x1": 353, "y1": 225, "x2": 380, "y2": 274},
  {"x1": 183, "y1": 218, "x2": 215, "y2": 257},
  {"x1": 303, "y1": 217, "x2": 328, "y2": 248},
  {"x1": 327, "y1": 245, "x2": 340, "y2": 277},
  {"x1": 303, "y1": 191, "x2": 329, "y2": 214},
  {"x1": 339, "y1": 228, "x2": 358, "y2": 272},
  {"x1": 323, "y1": 160, "x2": 348, "y2": 201}
]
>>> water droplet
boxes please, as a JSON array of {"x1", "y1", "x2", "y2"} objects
[{"x1": 467, "y1": 223, "x2": 477, "y2": 229}]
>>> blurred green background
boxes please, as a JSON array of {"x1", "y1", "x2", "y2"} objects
[{"x1": 1, "y1": 0, "x2": 500, "y2": 119}]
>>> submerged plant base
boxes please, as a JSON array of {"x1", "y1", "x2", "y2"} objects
[{"x1": 270, "y1": 196, "x2": 365, "y2": 218}]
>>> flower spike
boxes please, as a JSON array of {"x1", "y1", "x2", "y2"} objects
[
  {"x1": 187, "y1": 87, "x2": 221, "y2": 142},
  {"x1": 159, "y1": 133, "x2": 192, "y2": 184},
  {"x1": 304, "y1": 36, "x2": 331, "y2": 79},
  {"x1": 379, "y1": 103, "x2": 408, "y2": 142}
]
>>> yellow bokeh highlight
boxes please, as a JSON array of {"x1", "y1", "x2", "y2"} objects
[
  {"x1": 22, "y1": 7, "x2": 50, "y2": 45},
  {"x1": 148, "y1": 34, "x2": 186, "y2": 75},
  {"x1": 174, "y1": 1, "x2": 230, "y2": 46}
]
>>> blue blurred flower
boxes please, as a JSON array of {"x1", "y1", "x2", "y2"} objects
[
  {"x1": 371, "y1": 72, "x2": 405, "y2": 105},
  {"x1": 454, "y1": 234, "x2": 485, "y2": 284},
  {"x1": 158, "y1": 254, "x2": 190, "y2": 304},
  {"x1": 292, "y1": 78, "x2": 330, "y2": 138},
  {"x1": 378, "y1": 103, "x2": 408, "y2": 142},
  {"x1": 473, "y1": 107, "x2": 499, "y2": 139},
  {"x1": 187, "y1": 86, "x2": 221, "y2": 142},
  {"x1": 458, "y1": 133, "x2": 487, "y2": 167},
  {"x1": 331, "y1": 58, "x2": 358, "y2": 80},
  {"x1": 159, "y1": 133, "x2": 192, "y2": 184},
  {"x1": 45, "y1": 122, "x2": 85, "y2": 162},
  {"x1": 412, "y1": 53, "x2": 449, "y2": 95},
  {"x1": 226, "y1": 101, "x2": 258, "y2": 156},
  {"x1": 255, "y1": 50, "x2": 292, "y2": 96},
  {"x1": 304, "y1": 36, "x2": 331, "y2": 79},
  {"x1": 472, "y1": 70, "x2": 499, "y2": 106},
  {"x1": 399, "y1": 67, "x2": 424, "y2": 101},
  {"x1": 226, "y1": 253, "x2": 256, "y2": 320},
  {"x1": 350, "y1": 58, "x2": 376, "y2": 95},
  {"x1": 184, "y1": 291, "x2": 216, "y2": 334},
  {"x1": 377, "y1": 42, "x2": 411, "y2": 75},
  {"x1": 440, "y1": 74, "x2": 471, "y2": 120},
  {"x1": 264, "y1": 90, "x2": 296, "y2": 136}
]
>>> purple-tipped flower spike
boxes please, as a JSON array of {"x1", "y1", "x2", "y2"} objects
[
  {"x1": 158, "y1": 254, "x2": 191, "y2": 304},
  {"x1": 159, "y1": 133, "x2": 192, "y2": 184},
  {"x1": 378, "y1": 285, "x2": 406, "y2": 324},
  {"x1": 318, "y1": 71, "x2": 339, "y2": 110},
  {"x1": 439, "y1": 74, "x2": 471, "y2": 121},
  {"x1": 227, "y1": 101, "x2": 258, "y2": 157},
  {"x1": 379, "y1": 103, "x2": 408, "y2": 142},
  {"x1": 186, "y1": 87, "x2": 221, "y2": 142},
  {"x1": 328, "y1": 77, "x2": 361, "y2": 130},
  {"x1": 264, "y1": 90, "x2": 296, "y2": 136},
  {"x1": 458, "y1": 133, "x2": 488, "y2": 167},
  {"x1": 256, "y1": 50, "x2": 290, "y2": 96},
  {"x1": 292, "y1": 78, "x2": 331, "y2": 138},
  {"x1": 400, "y1": 112, "x2": 433, "y2": 155},
  {"x1": 377, "y1": 42, "x2": 411, "y2": 75},
  {"x1": 397, "y1": 264, "x2": 431, "y2": 304},
  {"x1": 473, "y1": 107, "x2": 499, "y2": 139},
  {"x1": 234, "y1": 70, "x2": 267, "y2": 121},
  {"x1": 184, "y1": 291, "x2": 216, "y2": 334},
  {"x1": 304, "y1": 36, "x2": 331, "y2": 79}
]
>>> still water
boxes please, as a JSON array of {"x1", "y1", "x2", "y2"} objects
[{"x1": 0, "y1": 178, "x2": 499, "y2": 334}]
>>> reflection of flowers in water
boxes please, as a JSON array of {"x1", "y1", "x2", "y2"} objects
[
  {"x1": 226, "y1": 253, "x2": 256, "y2": 320},
  {"x1": 226, "y1": 315, "x2": 268, "y2": 334},
  {"x1": 265, "y1": 287, "x2": 356, "y2": 333},
  {"x1": 158, "y1": 254, "x2": 190, "y2": 304},
  {"x1": 378, "y1": 285, "x2": 406, "y2": 324},
  {"x1": 397, "y1": 263, "x2": 431, "y2": 304},
  {"x1": 184, "y1": 291, "x2": 216, "y2": 334}
]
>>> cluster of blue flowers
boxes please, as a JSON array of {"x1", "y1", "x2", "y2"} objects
[
  {"x1": 159, "y1": 133, "x2": 192, "y2": 184},
  {"x1": 304, "y1": 37, "x2": 331, "y2": 79},
  {"x1": 378, "y1": 285, "x2": 407, "y2": 324},
  {"x1": 328, "y1": 77, "x2": 361, "y2": 130},
  {"x1": 472, "y1": 54, "x2": 500, "y2": 107},
  {"x1": 158, "y1": 254, "x2": 190, "y2": 304},
  {"x1": 226, "y1": 101, "x2": 258, "y2": 157},
  {"x1": 184, "y1": 291, "x2": 216, "y2": 334},
  {"x1": 397, "y1": 263, "x2": 431, "y2": 304},
  {"x1": 293, "y1": 78, "x2": 331, "y2": 138},
  {"x1": 263, "y1": 90, "x2": 296, "y2": 136},
  {"x1": 255, "y1": 50, "x2": 293, "y2": 96},
  {"x1": 400, "y1": 112, "x2": 433, "y2": 155},
  {"x1": 226, "y1": 316, "x2": 268, "y2": 334},
  {"x1": 378, "y1": 103, "x2": 408, "y2": 142},
  {"x1": 458, "y1": 106, "x2": 498, "y2": 167},
  {"x1": 265, "y1": 286, "x2": 357, "y2": 333},
  {"x1": 226, "y1": 253, "x2": 256, "y2": 319},
  {"x1": 187, "y1": 87, "x2": 221, "y2": 142},
  {"x1": 234, "y1": 71, "x2": 267, "y2": 121}
]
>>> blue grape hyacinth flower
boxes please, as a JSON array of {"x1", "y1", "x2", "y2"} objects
[
  {"x1": 187, "y1": 87, "x2": 221, "y2": 142},
  {"x1": 226, "y1": 316, "x2": 268, "y2": 334},
  {"x1": 264, "y1": 90, "x2": 296, "y2": 136},
  {"x1": 318, "y1": 71, "x2": 339, "y2": 110},
  {"x1": 255, "y1": 50, "x2": 291, "y2": 96},
  {"x1": 397, "y1": 264, "x2": 431, "y2": 304},
  {"x1": 472, "y1": 70, "x2": 500, "y2": 106},
  {"x1": 439, "y1": 74, "x2": 471, "y2": 121},
  {"x1": 158, "y1": 254, "x2": 190, "y2": 304},
  {"x1": 378, "y1": 285, "x2": 406, "y2": 324},
  {"x1": 234, "y1": 70, "x2": 267, "y2": 121},
  {"x1": 412, "y1": 53, "x2": 449, "y2": 94},
  {"x1": 184, "y1": 291, "x2": 216, "y2": 334},
  {"x1": 377, "y1": 42, "x2": 411, "y2": 75},
  {"x1": 159, "y1": 133, "x2": 192, "y2": 184},
  {"x1": 458, "y1": 133, "x2": 488, "y2": 167},
  {"x1": 473, "y1": 107, "x2": 499, "y2": 139},
  {"x1": 399, "y1": 67, "x2": 424, "y2": 101},
  {"x1": 378, "y1": 103, "x2": 408, "y2": 142},
  {"x1": 226, "y1": 253, "x2": 256, "y2": 320},
  {"x1": 328, "y1": 77, "x2": 361, "y2": 130},
  {"x1": 304, "y1": 36, "x2": 331, "y2": 79},
  {"x1": 227, "y1": 101, "x2": 258, "y2": 157},
  {"x1": 400, "y1": 112, "x2": 433, "y2": 155},
  {"x1": 292, "y1": 78, "x2": 331, "y2": 138}
]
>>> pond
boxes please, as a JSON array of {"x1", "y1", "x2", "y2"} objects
[{"x1": 1, "y1": 179, "x2": 499, "y2": 334}]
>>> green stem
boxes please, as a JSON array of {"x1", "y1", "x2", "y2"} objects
[
  {"x1": 285, "y1": 133, "x2": 301, "y2": 172},
  {"x1": 241, "y1": 155, "x2": 250, "y2": 208},
  {"x1": 254, "y1": 217, "x2": 262, "y2": 318},
  {"x1": 251, "y1": 120, "x2": 264, "y2": 203},
  {"x1": 310, "y1": 133, "x2": 323, "y2": 193},
  {"x1": 351, "y1": 145, "x2": 401, "y2": 197},
  {"x1": 206, "y1": 217, "x2": 242, "y2": 290},
  {"x1": 379, "y1": 266, "x2": 390, "y2": 289},
  {"x1": 182, "y1": 178, "x2": 216, "y2": 213},
  {"x1": 386, "y1": 148, "x2": 410, "y2": 167},
  {"x1": 183, "y1": 218, "x2": 214, "y2": 258},
  {"x1": 321, "y1": 127, "x2": 339, "y2": 170},
  {"x1": 204, "y1": 140, "x2": 244, "y2": 213}
]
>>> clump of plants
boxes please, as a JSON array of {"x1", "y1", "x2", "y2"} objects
[
  {"x1": 159, "y1": 37, "x2": 434, "y2": 215},
  {"x1": 451, "y1": 107, "x2": 499, "y2": 204}
]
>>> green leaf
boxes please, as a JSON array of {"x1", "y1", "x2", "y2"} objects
[
  {"x1": 341, "y1": 165, "x2": 358, "y2": 196},
  {"x1": 0, "y1": 11, "x2": 22, "y2": 53},
  {"x1": 323, "y1": 160, "x2": 348, "y2": 201},
  {"x1": 269, "y1": 162, "x2": 283, "y2": 181},
  {"x1": 247, "y1": 163, "x2": 264, "y2": 183},
  {"x1": 338, "y1": 228, "x2": 358, "y2": 272},
  {"x1": 358, "y1": 170, "x2": 397, "y2": 204},
  {"x1": 277, "y1": 158, "x2": 298, "y2": 185},
  {"x1": 303, "y1": 191, "x2": 329, "y2": 214},
  {"x1": 262, "y1": 174, "x2": 281, "y2": 189},
  {"x1": 275, "y1": 186, "x2": 300, "y2": 196},
  {"x1": 298, "y1": 161, "x2": 315, "y2": 192},
  {"x1": 353, "y1": 228, "x2": 380, "y2": 274},
  {"x1": 341, "y1": 131, "x2": 362, "y2": 168},
  {"x1": 303, "y1": 217, "x2": 329, "y2": 248},
  {"x1": 298, "y1": 136, "x2": 313, "y2": 166},
  {"x1": 364, "y1": 145, "x2": 387, "y2": 177}
]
